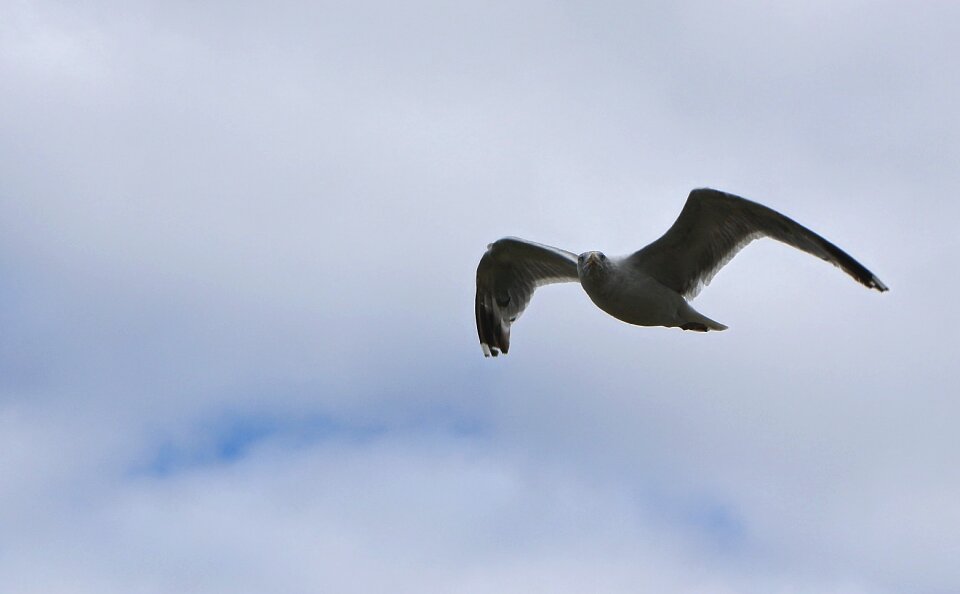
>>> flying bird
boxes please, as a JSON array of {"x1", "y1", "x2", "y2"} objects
[{"x1": 475, "y1": 188, "x2": 887, "y2": 356}]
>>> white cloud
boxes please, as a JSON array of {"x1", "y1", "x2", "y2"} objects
[
  {"x1": 1, "y1": 1, "x2": 957, "y2": 593},
  {"x1": 0, "y1": 428, "x2": 896, "y2": 594}
]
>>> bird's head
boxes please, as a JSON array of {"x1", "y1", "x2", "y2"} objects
[{"x1": 577, "y1": 251, "x2": 609, "y2": 277}]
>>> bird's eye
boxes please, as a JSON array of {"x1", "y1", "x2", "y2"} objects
[{"x1": 600, "y1": 253, "x2": 607, "y2": 260}]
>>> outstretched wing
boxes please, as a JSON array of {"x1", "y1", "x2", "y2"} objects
[
  {"x1": 627, "y1": 188, "x2": 888, "y2": 299},
  {"x1": 475, "y1": 237, "x2": 580, "y2": 357}
]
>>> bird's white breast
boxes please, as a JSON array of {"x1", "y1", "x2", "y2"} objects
[{"x1": 579, "y1": 259, "x2": 686, "y2": 328}]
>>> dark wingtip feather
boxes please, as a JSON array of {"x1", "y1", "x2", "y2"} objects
[
  {"x1": 840, "y1": 256, "x2": 889, "y2": 293},
  {"x1": 806, "y1": 230, "x2": 888, "y2": 294},
  {"x1": 475, "y1": 292, "x2": 508, "y2": 357},
  {"x1": 841, "y1": 260, "x2": 889, "y2": 293},
  {"x1": 869, "y1": 276, "x2": 889, "y2": 292}
]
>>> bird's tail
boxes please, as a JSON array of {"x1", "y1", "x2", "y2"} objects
[
  {"x1": 705, "y1": 318, "x2": 728, "y2": 331},
  {"x1": 680, "y1": 309, "x2": 728, "y2": 332}
]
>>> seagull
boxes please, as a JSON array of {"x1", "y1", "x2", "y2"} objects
[{"x1": 475, "y1": 188, "x2": 887, "y2": 356}]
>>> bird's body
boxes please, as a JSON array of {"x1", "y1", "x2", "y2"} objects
[
  {"x1": 578, "y1": 256, "x2": 726, "y2": 331},
  {"x1": 475, "y1": 188, "x2": 887, "y2": 357}
]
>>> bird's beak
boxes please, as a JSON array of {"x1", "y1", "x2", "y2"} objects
[{"x1": 585, "y1": 253, "x2": 600, "y2": 268}]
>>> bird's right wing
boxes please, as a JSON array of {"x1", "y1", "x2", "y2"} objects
[{"x1": 475, "y1": 237, "x2": 580, "y2": 357}]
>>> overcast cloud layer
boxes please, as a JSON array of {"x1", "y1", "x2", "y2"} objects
[{"x1": 1, "y1": 1, "x2": 958, "y2": 593}]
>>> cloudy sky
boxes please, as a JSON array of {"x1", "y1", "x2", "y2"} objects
[{"x1": 1, "y1": 1, "x2": 958, "y2": 592}]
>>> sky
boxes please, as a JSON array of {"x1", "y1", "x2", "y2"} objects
[{"x1": 1, "y1": 1, "x2": 958, "y2": 592}]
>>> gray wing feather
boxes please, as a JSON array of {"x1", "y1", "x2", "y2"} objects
[
  {"x1": 475, "y1": 237, "x2": 580, "y2": 357},
  {"x1": 628, "y1": 188, "x2": 888, "y2": 299}
]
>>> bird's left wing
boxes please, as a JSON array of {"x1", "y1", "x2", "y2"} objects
[
  {"x1": 475, "y1": 237, "x2": 580, "y2": 357},
  {"x1": 627, "y1": 188, "x2": 888, "y2": 299}
]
